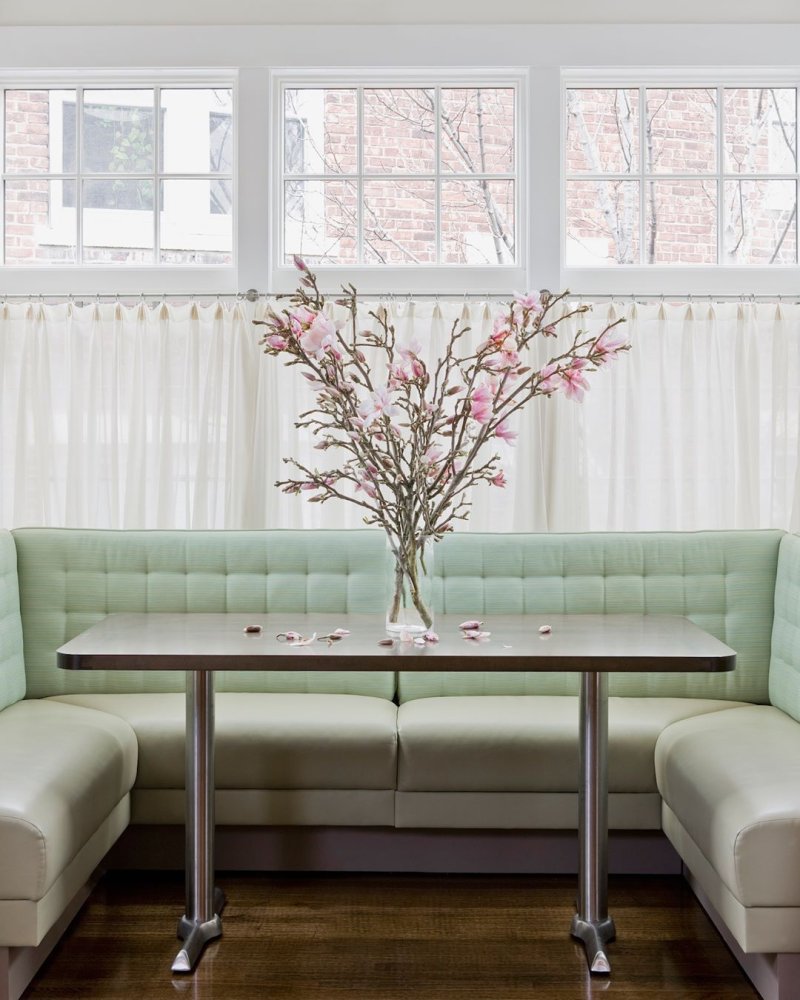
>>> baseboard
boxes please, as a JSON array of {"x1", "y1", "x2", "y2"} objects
[
  {"x1": 683, "y1": 865, "x2": 800, "y2": 1000},
  {"x1": 0, "y1": 874, "x2": 99, "y2": 1000},
  {"x1": 106, "y1": 825, "x2": 682, "y2": 875}
]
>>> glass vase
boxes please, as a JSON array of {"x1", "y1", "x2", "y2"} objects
[{"x1": 385, "y1": 531, "x2": 435, "y2": 635}]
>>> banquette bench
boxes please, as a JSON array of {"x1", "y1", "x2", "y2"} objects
[{"x1": 1, "y1": 526, "x2": 800, "y2": 999}]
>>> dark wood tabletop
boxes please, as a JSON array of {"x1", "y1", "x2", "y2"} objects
[{"x1": 57, "y1": 613, "x2": 736, "y2": 674}]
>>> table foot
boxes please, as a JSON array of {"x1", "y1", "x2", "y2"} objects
[
  {"x1": 570, "y1": 914, "x2": 616, "y2": 974},
  {"x1": 171, "y1": 887, "x2": 226, "y2": 973}
]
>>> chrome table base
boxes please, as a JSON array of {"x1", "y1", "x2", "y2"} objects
[
  {"x1": 172, "y1": 671, "x2": 226, "y2": 974},
  {"x1": 571, "y1": 671, "x2": 615, "y2": 974},
  {"x1": 170, "y1": 666, "x2": 616, "y2": 975}
]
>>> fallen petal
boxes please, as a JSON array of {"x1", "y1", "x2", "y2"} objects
[
  {"x1": 290, "y1": 632, "x2": 317, "y2": 646},
  {"x1": 333, "y1": 628, "x2": 351, "y2": 636},
  {"x1": 538, "y1": 625, "x2": 552, "y2": 634},
  {"x1": 423, "y1": 630, "x2": 439, "y2": 643},
  {"x1": 459, "y1": 620, "x2": 484, "y2": 631},
  {"x1": 243, "y1": 624, "x2": 262, "y2": 634},
  {"x1": 378, "y1": 637, "x2": 395, "y2": 646}
]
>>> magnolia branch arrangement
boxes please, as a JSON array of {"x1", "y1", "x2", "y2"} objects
[{"x1": 256, "y1": 258, "x2": 629, "y2": 627}]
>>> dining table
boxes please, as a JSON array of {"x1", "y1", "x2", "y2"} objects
[{"x1": 57, "y1": 611, "x2": 736, "y2": 977}]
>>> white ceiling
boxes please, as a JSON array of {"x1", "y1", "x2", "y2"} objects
[{"x1": 3, "y1": 0, "x2": 800, "y2": 23}]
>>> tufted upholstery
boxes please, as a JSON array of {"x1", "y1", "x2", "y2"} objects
[
  {"x1": 401, "y1": 529, "x2": 782, "y2": 702},
  {"x1": 768, "y1": 532, "x2": 800, "y2": 722},
  {"x1": 0, "y1": 530, "x2": 25, "y2": 712},
  {"x1": 13, "y1": 528, "x2": 393, "y2": 699}
]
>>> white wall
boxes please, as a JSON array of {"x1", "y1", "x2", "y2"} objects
[{"x1": 2, "y1": 0, "x2": 800, "y2": 24}]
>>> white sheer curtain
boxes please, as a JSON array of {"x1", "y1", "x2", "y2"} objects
[{"x1": 1, "y1": 297, "x2": 799, "y2": 533}]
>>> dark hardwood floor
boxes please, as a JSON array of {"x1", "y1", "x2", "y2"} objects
[{"x1": 24, "y1": 872, "x2": 758, "y2": 999}]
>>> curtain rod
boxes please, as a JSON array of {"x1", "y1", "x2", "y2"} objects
[{"x1": 0, "y1": 291, "x2": 792, "y2": 303}]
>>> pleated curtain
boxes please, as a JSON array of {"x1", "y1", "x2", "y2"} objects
[{"x1": 1, "y1": 297, "x2": 799, "y2": 533}]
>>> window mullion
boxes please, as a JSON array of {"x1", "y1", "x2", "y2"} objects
[
  {"x1": 435, "y1": 85, "x2": 442, "y2": 266},
  {"x1": 1, "y1": 88, "x2": 5, "y2": 266},
  {"x1": 77, "y1": 87, "x2": 84, "y2": 264},
  {"x1": 640, "y1": 85, "x2": 646, "y2": 266},
  {"x1": 357, "y1": 87, "x2": 364, "y2": 266},
  {"x1": 154, "y1": 86, "x2": 161, "y2": 266},
  {"x1": 717, "y1": 85, "x2": 724, "y2": 265}
]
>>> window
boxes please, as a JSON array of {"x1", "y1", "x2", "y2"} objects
[
  {"x1": 2, "y1": 84, "x2": 234, "y2": 267},
  {"x1": 275, "y1": 74, "x2": 523, "y2": 291},
  {"x1": 565, "y1": 81, "x2": 798, "y2": 272}
]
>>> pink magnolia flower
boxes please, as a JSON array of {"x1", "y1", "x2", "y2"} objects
[
  {"x1": 537, "y1": 362, "x2": 560, "y2": 394},
  {"x1": 485, "y1": 336, "x2": 521, "y2": 372},
  {"x1": 560, "y1": 358, "x2": 591, "y2": 401},
  {"x1": 593, "y1": 329, "x2": 628, "y2": 364},
  {"x1": 494, "y1": 420, "x2": 518, "y2": 445},
  {"x1": 389, "y1": 339, "x2": 426, "y2": 385},
  {"x1": 388, "y1": 361, "x2": 412, "y2": 386},
  {"x1": 299, "y1": 312, "x2": 338, "y2": 358},
  {"x1": 354, "y1": 473, "x2": 378, "y2": 499},
  {"x1": 424, "y1": 444, "x2": 444, "y2": 464},
  {"x1": 288, "y1": 305, "x2": 316, "y2": 336},
  {"x1": 513, "y1": 291, "x2": 543, "y2": 313},
  {"x1": 490, "y1": 470, "x2": 508, "y2": 488},
  {"x1": 264, "y1": 334, "x2": 288, "y2": 351},
  {"x1": 357, "y1": 386, "x2": 403, "y2": 429},
  {"x1": 469, "y1": 383, "x2": 494, "y2": 425},
  {"x1": 397, "y1": 336, "x2": 422, "y2": 359}
]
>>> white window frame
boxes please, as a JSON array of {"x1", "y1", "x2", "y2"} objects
[
  {"x1": 270, "y1": 67, "x2": 528, "y2": 296},
  {"x1": 0, "y1": 68, "x2": 238, "y2": 295},
  {"x1": 562, "y1": 67, "x2": 800, "y2": 296}
]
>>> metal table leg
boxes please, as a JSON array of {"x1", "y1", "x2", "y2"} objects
[
  {"x1": 172, "y1": 670, "x2": 226, "y2": 974},
  {"x1": 570, "y1": 670, "x2": 616, "y2": 974}
]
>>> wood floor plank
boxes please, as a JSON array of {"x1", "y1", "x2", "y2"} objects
[{"x1": 23, "y1": 873, "x2": 759, "y2": 999}]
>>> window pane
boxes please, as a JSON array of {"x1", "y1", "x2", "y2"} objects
[
  {"x1": 646, "y1": 89, "x2": 716, "y2": 174},
  {"x1": 566, "y1": 89, "x2": 639, "y2": 174},
  {"x1": 441, "y1": 179, "x2": 514, "y2": 264},
  {"x1": 82, "y1": 90, "x2": 155, "y2": 175},
  {"x1": 284, "y1": 89, "x2": 357, "y2": 175},
  {"x1": 83, "y1": 178, "x2": 154, "y2": 263},
  {"x1": 161, "y1": 89, "x2": 233, "y2": 174},
  {"x1": 724, "y1": 88, "x2": 797, "y2": 174},
  {"x1": 160, "y1": 179, "x2": 232, "y2": 264},
  {"x1": 4, "y1": 89, "x2": 75, "y2": 174},
  {"x1": 4, "y1": 178, "x2": 76, "y2": 263},
  {"x1": 723, "y1": 179, "x2": 796, "y2": 264},
  {"x1": 363, "y1": 179, "x2": 435, "y2": 264},
  {"x1": 565, "y1": 179, "x2": 640, "y2": 265},
  {"x1": 284, "y1": 179, "x2": 357, "y2": 265},
  {"x1": 646, "y1": 179, "x2": 716, "y2": 264},
  {"x1": 363, "y1": 88, "x2": 435, "y2": 174},
  {"x1": 441, "y1": 88, "x2": 514, "y2": 174}
]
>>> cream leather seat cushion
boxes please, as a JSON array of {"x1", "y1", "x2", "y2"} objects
[
  {"x1": 398, "y1": 696, "x2": 746, "y2": 792},
  {"x1": 48, "y1": 692, "x2": 398, "y2": 790},
  {"x1": 656, "y1": 704, "x2": 800, "y2": 907},
  {"x1": 0, "y1": 699, "x2": 137, "y2": 901}
]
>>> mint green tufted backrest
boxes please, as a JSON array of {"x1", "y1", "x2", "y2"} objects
[
  {"x1": 399, "y1": 530, "x2": 782, "y2": 703},
  {"x1": 14, "y1": 528, "x2": 392, "y2": 699},
  {"x1": 0, "y1": 531, "x2": 25, "y2": 711},
  {"x1": 768, "y1": 532, "x2": 800, "y2": 721}
]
